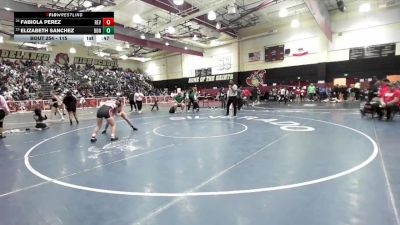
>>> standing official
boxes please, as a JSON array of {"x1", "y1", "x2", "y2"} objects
[
  {"x1": 134, "y1": 90, "x2": 144, "y2": 114},
  {"x1": 226, "y1": 80, "x2": 238, "y2": 117}
]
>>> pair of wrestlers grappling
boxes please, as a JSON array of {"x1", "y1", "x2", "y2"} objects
[{"x1": 90, "y1": 99, "x2": 138, "y2": 142}]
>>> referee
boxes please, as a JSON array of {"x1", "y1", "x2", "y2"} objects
[{"x1": 226, "y1": 80, "x2": 238, "y2": 117}]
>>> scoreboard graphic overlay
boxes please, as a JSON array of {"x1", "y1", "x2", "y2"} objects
[{"x1": 14, "y1": 12, "x2": 114, "y2": 43}]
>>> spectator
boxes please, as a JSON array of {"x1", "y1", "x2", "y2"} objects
[
  {"x1": 307, "y1": 83, "x2": 316, "y2": 101},
  {"x1": 0, "y1": 86, "x2": 10, "y2": 138}
]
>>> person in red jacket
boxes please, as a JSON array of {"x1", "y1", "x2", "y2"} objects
[
  {"x1": 377, "y1": 83, "x2": 400, "y2": 120},
  {"x1": 379, "y1": 79, "x2": 390, "y2": 98},
  {"x1": 242, "y1": 88, "x2": 250, "y2": 108}
]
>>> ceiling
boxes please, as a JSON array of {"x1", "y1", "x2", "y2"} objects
[{"x1": 1, "y1": 0, "x2": 400, "y2": 61}]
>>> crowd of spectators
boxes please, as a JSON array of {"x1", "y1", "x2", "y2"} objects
[
  {"x1": 263, "y1": 83, "x2": 363, "y2": 103},
  {"x1": 0, "y1": 59, "x2": 42, "y2": 100},
  {"x1": 0, "y1": 59, "x2": 157, "y2": 101}
]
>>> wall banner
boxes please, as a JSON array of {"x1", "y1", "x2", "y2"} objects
[
  {"x1": 248, "y1": 51, "x2": 261, "y2": 62},
  {"x1": 239, "y1": 70, "x2": 266, "y2": 87},
  {"x1": 188, "y1": 73, "x2": 234, "y2": 84},
  {"x1": 265, "y1": 45, "x2": 284, "y2": 62},
  {"x1": 73, "y1": 56, "x2": 118, "y2": 67},
  {"x1": 195, "y1": 68, "x2": 212, "y2": 77},
  {"x1": 0, "y1": 49, "x2": 50, "y2": 61}
]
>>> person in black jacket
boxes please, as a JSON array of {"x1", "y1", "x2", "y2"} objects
[
  {"x1": 128, "y1": 92, "x2": 137, "y2": 112},
  {"x1": 63, "y1": 91, "x2": 79, "y2": 125}
]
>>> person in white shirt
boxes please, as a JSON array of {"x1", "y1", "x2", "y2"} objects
[
  {"x1": 134, "y1": 90, "x2": 145, "y2": 113},
  {"x1": 0, "y1": 87, "x2": 10, "y2": 139},
  {"x1": 226, "y1": 80, "x2": 238, "y2": 116}
]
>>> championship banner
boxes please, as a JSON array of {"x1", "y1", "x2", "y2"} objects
[
  {"x1": 195, "y1": 68, "x2": 212, "y2": 77},
  {"x1": 0, "y1": 49, "x2": 50, "y2": 61},
  {"x1": 188, "y1": 73, "x2": 234, "y2": 83},
  {"x1": 214, "y1": 55, "x2": 232, "y2": 72},
  {"x1": 265, "y1": 45, "x2": 284, "y2": 62},
  {"x1": 73, "y1": 56, "x2": 118, "y2": 67}
]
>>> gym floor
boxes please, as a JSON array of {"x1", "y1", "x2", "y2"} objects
[{"x1": 1, "y1": 102, "x2": 399, "y2": 225}]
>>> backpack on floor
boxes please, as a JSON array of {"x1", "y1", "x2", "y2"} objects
[{"x1": 169, "y1": 106, "x2": 175, "y2": 114}]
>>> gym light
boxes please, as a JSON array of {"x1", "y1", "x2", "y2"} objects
[
  {"x1": 165, "y1": 42, "x2": 169, "y2": 46},
  {"x1": 216, "y1": 22, "x2": 221, "y2": 29},
  {"x1": 291, "y1": 19, "x2": 300, "y2": 28},
  {"x1": 359, "y1": 3, "x2": 370, "y2": 12},
  {"x1": 83, "y1": 1, "x2": 92, "y2": 8},
  {"x1": 133, "y1": 14, "x2": 142, "y2": 23},
  {"x1": 0, "y1": 36, "x2": 3, "y2": 43},
  {"x1": 155, "y1": 33, "x2": 161, "y2": 38},
  {"x1": 140, "y1": 34, "x2": 146, "y2": 39},
  {"x1": 120, "y1": 55, "x2": 128, "y2": 60},
  {"x1": 173, "y1": 0, "x2": 184, "y2": 5},
  {"x1": 69, "y1": 47, "x2": 76, "y2": 54},
  {"x1": 93, "y1": 5, "x2": 104, "y2": 11},
  {"x1": 228, "y1": 3, "x2": 236, "y2": 14},
  {"x1": 4, "y1": 7, "x2": 12, "y2": 11},
  {"x1": 337, "y1": 0, "x2": 345, "y2": 12},
  {"x1": 192, "y1": 34, "x2": 198, "y2": 41},
  {"x1": 279, "y1": 8, "x2": 288, "y2": 17},
  {"x1": 210, "y1": 39, "x2": 219, "y2": 46},
  {"x1": 116, "y1": 46, "x2": 123, "y2": 51},
  {"x1": 167, "y1": 26, "x2": 175, "y2": 34},
  {"x1": 208, "y1": 10, "x2": 217, "y2": 20},
  {"x1": 184, "y1": 46, "x2": 188, "y2": 50}
]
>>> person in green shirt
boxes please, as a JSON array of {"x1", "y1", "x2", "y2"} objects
[
  {"x1": 174, "y1": 92, "x2": 186, "y2": 112},
  {"x1": 307, "y1": 83, "x2": 316, "y2": 101}
]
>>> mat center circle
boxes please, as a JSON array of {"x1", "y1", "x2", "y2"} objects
[{"x1": 153, "y1": 120, "x2": 248, "y2": 138}]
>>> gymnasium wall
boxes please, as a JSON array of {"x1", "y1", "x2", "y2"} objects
[
  {"x1": 240, "y1": 5, "x2": 400, "y2": 71},
  {"x1": 146, "y1": 5, "x2": 400, "y2": 82},
  {"x1": 157, "y1": 55, "x2": 400, "y2": 90},
  {"x1": 143, "y1": 42, "x2": 239, "y2": 81}
]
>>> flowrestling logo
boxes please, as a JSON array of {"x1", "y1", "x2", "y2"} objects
[{"x1": 169, "y1": 115, "x2": 314, "y2": 132}]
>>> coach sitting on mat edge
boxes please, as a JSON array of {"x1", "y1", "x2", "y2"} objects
[{"x1": 377, "y1": 83, "x2": 400, "y2": 120}]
